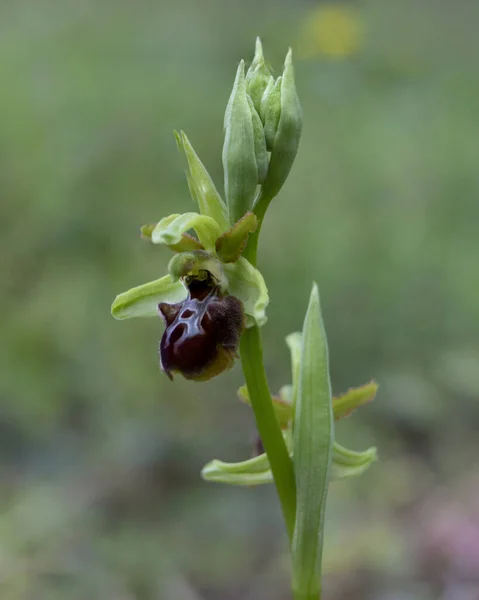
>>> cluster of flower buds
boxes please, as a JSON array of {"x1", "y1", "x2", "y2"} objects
[{"x1": 223, "y1": 38, "x2": 303, "y2": 222}]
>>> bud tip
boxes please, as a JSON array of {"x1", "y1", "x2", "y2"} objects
[
  {"x1": 285, "y1": 47, "x2": 293, "y2": 68},
  {"x1": 254, "y1": 37, "x2": 264, "y2": 60}
]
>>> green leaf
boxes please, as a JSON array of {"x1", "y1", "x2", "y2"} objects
[
  {"x1": 151, "y1": 212, "x2": 223, "y2": 252},
  {"x1": 215, "y1": 212, "x2": 258, "y2": 263},
  {"x1": 111, "y1": 275, "x2": 187, "y2": 320},
  {"x1": 333, "y1": 381, "x2": 378, "y2": 420},
  {"x1": 331, "y1": 442, "x2": 377, "y2": 480},
  {"x1": 292, "y1": 283, "x2": 333, "y2": 599},
  {"x1": 223, "y1": 257, "x2": 269, "y2": 327},
  {"x1": 223, "y1": 60, "x2": 259, "y2": 223},
  {"x1": 174, "y1": 131, "x2": 229, "y2": 231},
  {"x1": 262, "y1": 49, "x2": 303, "y2": 200}
]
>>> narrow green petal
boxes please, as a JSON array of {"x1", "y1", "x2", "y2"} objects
[
  {"x1": 151, "y1": 212, "x2": 223, "y2": 252},
  {"x1": 111, "y1": 275, "x2": 187, "y2": 320},
  {"x1": 292, "y1": 283, "x2": 333, "y2": 598},
  {"x1": 175, "y1": 130, "x2": 229, "y2": 231},
  {"x1": 333, "y1": 381, "x2": 378, "y2": 420},
  {"x1": 331, "y1": 442, "x2": 377, "y2": 480},
  {"x1": 223, "y1": 257, "x2": 269, "y2": 327}
]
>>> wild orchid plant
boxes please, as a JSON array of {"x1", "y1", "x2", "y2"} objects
[{"x1": 111, "y1": 39, "x2": 377, "y2": 600}]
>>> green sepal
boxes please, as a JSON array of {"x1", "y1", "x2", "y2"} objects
[
  {"x1": 245, "y1": 37, "x2": 272, "y2": 114},
  {"x1": 331, "y1": 442, "x2": 377, "y2": 480},
  {"x1": 262, "y1": 49, "x2": 303, "y2": 199},
  {"x1": 151, "y1": 213, "x2": 223, "y2": 252},
  {"x1": 292, "y1": 283, "x2": 333, "y2": 599},
  {"x1": 223, "y1": 257, "x2": 269, "y2": 328},
  {"x1": 111, "y1": 275, "x2": 187, "y2": 320},
  {"x1": 201, "y1": 441, "x2": 376, "y2": 488},
  {"x1": 223, "y1": 60, "x2": 259, "y2": 224},
  {"x1": 167, "y1": 251, "x2": 227, "y2": 290},
  {"x1": 237, "y1": 384, "x2": 292, "y2": 428},
  {"x1": 201, "y1": 453, "x2": 273, "y2": 487},
  {"x1": 174, "y1": 130, "x2": 229, "y2": 231},
  {"x1": 215, "y1": 212, "x2": 258, "y2": 263},
  {"x1": 333, "y1": 381, "x2": 378, "y2": 420},
  {"x1": 262, "y1": 76, "x2": 282, "y2": 150}
]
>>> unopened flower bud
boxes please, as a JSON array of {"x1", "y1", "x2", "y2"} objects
[
  {"x1": 262, "y1": 76, "x2": 282, "y2": 151},
  {"x1": 262, "y1": 49, "x2": 303, "y2": 199},
  {"x1": 223, "y1": 60, "x2": 258, "y2": 224},
  {"x1": 259, "y1": 75, "x2": 274, "y2": 122},
  {"x1": 245, "y1": 37, "x2": 273, "y2": 114},
  {"x1": 247, "y1": 96, "x2": 268, "y2": 185}
]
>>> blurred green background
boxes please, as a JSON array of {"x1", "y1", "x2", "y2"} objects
[{"x1": 1, "y1": 0, "x2": 479, "y2": 598}]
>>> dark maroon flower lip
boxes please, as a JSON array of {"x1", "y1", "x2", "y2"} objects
[{"x1": 158, "y1": 276, "x2": 245, "y2": 382}]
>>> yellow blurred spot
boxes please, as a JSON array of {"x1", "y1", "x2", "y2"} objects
[{"x1": 298, "y1": 4, "x2": 364, "y2": 59}]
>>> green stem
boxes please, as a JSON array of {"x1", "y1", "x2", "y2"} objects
[
  {"x1": 239, "y1": 188, "x2": 297, "y2": 542},
  {"x1": 293, "y1": 591, "x2": 321, "y2": 600},
  {"x1": 243, "y1": 188, "x2": 273, "y2": 266},
  {"x1": 240, "y1": 326, "x2": 296, "y2": 541}
]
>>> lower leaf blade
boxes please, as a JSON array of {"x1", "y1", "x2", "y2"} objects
[{"x1": 292, "y1": 283, "x2": 334, "y2": 598}]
